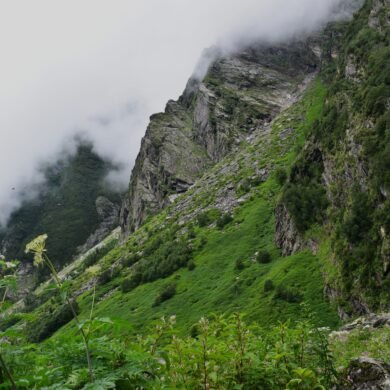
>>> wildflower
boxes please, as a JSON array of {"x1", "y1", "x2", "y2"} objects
[
  {"x1": 86, "y1": 265, "x2": 101, "y2": 276},
  {"x1": 25, "y1": 234, "x2": 48, "y2": 266}
]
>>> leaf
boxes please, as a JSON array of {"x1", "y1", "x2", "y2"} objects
[{"x1": 95, "y1": 317, "x2": 114, "y2": 324}]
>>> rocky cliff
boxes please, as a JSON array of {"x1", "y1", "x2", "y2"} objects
[
  {"x1": 119, "y1": 0, "x2": 389, "y2": 317},
  {"x1": 276, "y1": 0, "x2": 390, "y2": 315},
  {"x1": 120, "y1": 41, "x2": 319, "y2": 234}
]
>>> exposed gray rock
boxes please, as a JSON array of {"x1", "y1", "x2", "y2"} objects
[
  {"x1": 346, "y1": 56, "x2": 358, "y2": 79},
  {"x1": 279, "y1": 127, "x2": 294, "y2": 140},
  {"x1": 345, "y1": 357, "x2": 390, "y2": 389},
  {"x1": 274, "y1": 204, "x2": 305, "y2": 256},
  {"x1": 77, "y1": 196, "x2": 119, "y2": 254},
  {"x1": 341, "y1": 313, "x2": 390, "y2": 331},
  {"x1": 120, "y1": 40, "x2": 320, "y2": 235},
  {"x1": 369, "y1": 0, "x2": 390, "y2": 30}
]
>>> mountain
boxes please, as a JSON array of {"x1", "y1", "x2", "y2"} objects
[
  {"x1": 0, "y1": 0, "x2": 389, "y2": 388},
  {"x1": 119, "y1": 41, "x2": 319, "y2": 234},
  {"x1": 0, "y1": 141, "x2": 121, "y2": 286}
]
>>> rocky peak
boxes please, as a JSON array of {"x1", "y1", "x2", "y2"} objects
[{"x1": 120, "y1": 40, "x2": 320, "y2": 235}]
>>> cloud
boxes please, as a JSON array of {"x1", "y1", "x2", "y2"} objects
[{"x1": 0, "y1": 0, "x2": 360, "y2": 226}]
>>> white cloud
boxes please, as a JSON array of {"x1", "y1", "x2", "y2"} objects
[{"x1": 0, "y1": 0, "x2": 360, "y2": 225}]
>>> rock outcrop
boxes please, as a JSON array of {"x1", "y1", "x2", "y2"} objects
[
  {"x1": 344, "y1": 358, "x2": 390, "y2": 389},
  {"x1": 120, "y1": 41, "x2": 320, "y2": 234},
  {"x1": 274, "y1": 0, "x2": 390, "y2": 314},
  {"x1": 76, "y1": 196, "x2": 120, "y2": 255}
]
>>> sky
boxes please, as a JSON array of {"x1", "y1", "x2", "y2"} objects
[{"x1": 0, "y1": 0, "x2": 360, "y2": 226}]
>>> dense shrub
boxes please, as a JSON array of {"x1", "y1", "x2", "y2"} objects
[
  {"x1": 82, "y1": 240, "x2": 117, "y2": 270},
  {"x1": 197, "y1": 209, "x2": 221, "y2": 227},
  {"x1": 341, "y1": 190, "x2": 373, "y2": 244},
  {"x1": 121, "y1": 271, "x2": 143, "y2": 293},
  {"x1": 153, "y1": 283, "x2": 177, "y2": 307},
  {"x1": 216, "y1": 213, "x2": 233, "y2": 229},
  {"x1": 235, "y1": 258, "x2": 245, "y2": 271},
  {"x1": 27, "y1": 300, "x2": 79, "y2": 342},
  {"x1": 97, "y1": 269, "x2": 113, "y2": 285},
  {"x1": 274, "y1": 285, "x2": 303, "y2": 303},
  {"x1": 256, "y1": 250, "x2": 272, "y2": 264},
  {"x1": 120, "y1": 253, "x2": 141, "y2": 268},
  {"x1": 282, "y1": 150, "x2": 328, "y2": 232},
  {"x1": 0, "y1": 313, "x2": 22, "y2": 331},
  {"x1": 263, "y1": 279, "x2": 275, "y2": 293},
  {"x1": 187, "y1": 260, "x2": 196, "y2": 271},
  {"x1": 275, "y1": 167, "x2": 287, "y2": 185}
]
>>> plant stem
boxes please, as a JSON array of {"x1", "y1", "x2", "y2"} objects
[
  {"x1": 43, "y1": 254, "x2": 94, "y2": 382},
  {"x1": 0, "y1": 351, "x2": 17, "y2": 389}
]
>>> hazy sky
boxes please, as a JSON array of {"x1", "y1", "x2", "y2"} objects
[{"x1": 0, "y1": 0, "x2": 358, "y2": 225}]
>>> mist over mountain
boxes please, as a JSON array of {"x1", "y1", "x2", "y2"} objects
[
  {"x1": 0, "y1": 0, "x2": 359, "y2": 226},
  {"x1": 0, "y1": 0, "x2": 389, "y2": 388}
]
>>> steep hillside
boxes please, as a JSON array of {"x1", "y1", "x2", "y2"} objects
[
  {"x1": 0, "y1": 0, "x2": 389, "y2": 388},
  {"x1": 277, "y1": 0, "x2": 390, "y2": 316},
  {"x1": 120, "y1": 41, "x2": 319, "y2": 233}
]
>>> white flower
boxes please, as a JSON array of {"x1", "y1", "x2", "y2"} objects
[{"x1": 25, "y1": 234, "x2": 48, "y2": 266}]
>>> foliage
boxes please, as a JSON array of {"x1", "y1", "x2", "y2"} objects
[
  {"x1": 235, "y1": 258, "x2": 245, "y2": 271},
  {"x1": 1, "y1": 142, "x2": 120, "y2": 274},
  {"x1": 264, "y1": 279, "x2": 275, "y2": 293},
  {"x1": 1, "y1": 312, "x2": 341, "y2": 389},
  {"x1": 282, "y1": 149, "x2": 328, "y2": 233},
  {"x1": 27, "y1": 300, "x2": 79, "y2": 342},
  {"x1": 197, "y1": 208, "x2": 221, "y2": 227},
  {"x1": 216, "y1": 213, "x2": 233, "y2": 229},
  {"x1": 153, "y1": 283, "x2": 177, "y2": 307},
  {"x1": 257, "y1": 250, "x2": 272, "y2": 264},
  {"x1": 275, "y1": 167, "x2": 288, "y2": 185},
  {"x1": 275, "y1": 285, "x2": 303, "y2": 303},
  {"x1": 81, "y1": 240, "x2": 118, "y2": 271},
  {"x1": 24, "y1": 234, "x2": 95, "y2": 382}
]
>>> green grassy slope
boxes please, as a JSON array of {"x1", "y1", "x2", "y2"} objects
[{"x1": 33, "y1": 79, "x2": 339, "y2": 343}]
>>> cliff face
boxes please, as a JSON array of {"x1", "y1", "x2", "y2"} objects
[
  {"x1": 276, "y1": 0, "x2": 390, "y2": 314},
  {"x1": 119, "y1": 0, "x2": 389, "y2": 317},
  {"x1": 120, "y1": 41, "x2": 319, "y2": 234}
]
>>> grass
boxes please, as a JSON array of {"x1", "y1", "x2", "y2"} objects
[
  {"x1": 69, "y1": 176, "x2": 339, "y2": 338},
  {"x1": 23, "y1": 78, "x2": 340, "y2": 343},
  {"x1": 331, "y1": 326, "x2": 390, "y2": 369}
]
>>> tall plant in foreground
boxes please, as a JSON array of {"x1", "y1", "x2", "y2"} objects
[
  {"x1": 25, "y1": 234, "x2": 94, "y2": 382},
  {"x1": 0, "y1": 258, "x2": 19, "y2": 389}
]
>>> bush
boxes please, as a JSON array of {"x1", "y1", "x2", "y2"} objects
[
  {"x1": 274, "y1": 285, "x2": 303, "y2": 303},
  {"x1": 264, "y1": 279, "x2": 274, "y2": 293},
  {"x1": 216, "y1": 213, "x2": 233, "y2": 229},
  {"x1": 275, "y1": 168, "x2": 287, "y2": 185},
  {"x1": 97, "y1": 269, "x2": 112, "y2": 285},
  {"x1": 121, "y1": 278, "x2": 133, "y2": 293},
  {"x1": 121, "y1": 253, "x2": 141, "y2": 268},
  {"x1": 190, "y1": 323, "x2": 200, "y2": 338},
  {"x1": 153, "y1": 284, "x2": 177, "y2": 307},
  {"x1": 82, "y1": 240, "x2": 117, "y2": 270},
  {"x1": 197, "y1": 212, "x2": 212, "y2": 227},
  {"x1": 235, "y1": 258, "x2": 245, "y2": 271},
  {"x1": 341, "y1": 190, "x2": 373, "y2": 244},
  {"x1": 198, "y1": 236, "x2": 208, "y2": 250},
  {"x1": 257, "y1": 250, "x2": 272, "y2": 264},
  {"x1": 187, "y1": 260, "x2": 196, "y2": 271},
  {"x1": 121, "y1": 271, "x2": 143, "y2": 293},
  {"x1": 0, "y1": 313, "x2": 22, "y2": 331},
  {"x1": 27, "y1": 300, "x2": 79, "y2": 342},
  {"x1": 197, "y1": 209, "x2": 221, "y2": 227}
]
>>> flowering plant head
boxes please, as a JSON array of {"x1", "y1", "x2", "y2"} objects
[{"x1": 25, "y1": 234, "x2": 48, "y2": 266}]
